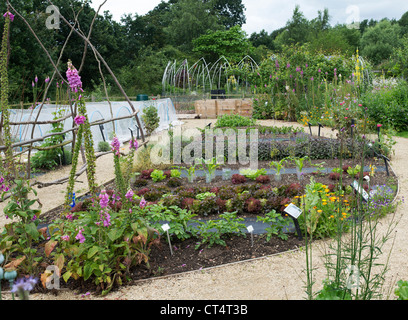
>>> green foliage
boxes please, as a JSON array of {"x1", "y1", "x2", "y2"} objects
[
  {"x1": 395, "y1": 280, "x2": 408, "y2": 300},
  {"x1": 98, "y1": 141, "x2": 111, "y2": 152},
  {"x1": 239, "y1": 168, "x2": 267, "y2": 180},
  {"x1": 360, "y1": 19, "x2": 402, "y2": 66},
  {"x1": 151, "y1": 169, "x2": 166, "y2": 182},
  {"x1": 192, "y1": 212, "x2": 246, "y2": 249},
  {"x1": 256, "y1": 210, "x2": 290, "y2": 241},
  {"x1": 195, "y1": 192, "x2": 217, "y2": 200},
  {"x1": 192, "y1": 26, "x2": 253, "y2": 63},
  {"x1": 48, "y1": 204, "x2": 160, "y2": 295},
  {"x1": 164, "y1": 0, "x2": 222, "y2": 52},
  {"x1": 31, "y1": 109, "x2": 66, "y2": 170},
  {"x1": 142, "y1": 105, "x2": 160, "y2": 135},
  {"x1": 144, "y1": 204, "x2": 197, "y2": 241},
  {"x1": 361, "y1": 80, "x2": 408, "y2": 132},
  {"x1": 170, "y1": 169, "x2": 181, "y2": 178},
  {"x1": 0, "y1": 179, "x2": 43, "y2": 274},
  {"x1": 315, "y1": 281, "x2": 352, "y2": 300},
  {"x1": 214, "y1": 113, "x2": 256, "y2": 128}
]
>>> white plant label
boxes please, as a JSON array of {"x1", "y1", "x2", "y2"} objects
[
  {"x1": 352, "y1": 180, "x2": 369, "y2": 202},
  {"x1": 284, "y1": 203, "x2": 302, "y2": 219},
  {"x1": 247, "y1": 225, "x2": 254, "y2": 233},
  {"x1": 162, "y1": 223, "x2": 170, "y2": 232}
]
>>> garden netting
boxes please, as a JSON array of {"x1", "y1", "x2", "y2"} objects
[{"x1": 8, "y1": 98, "x2": 182, "y2": 152}]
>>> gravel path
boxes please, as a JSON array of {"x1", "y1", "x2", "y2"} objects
[{"x1": 2, "y1": 119, "x2": 407, "y2": 300}]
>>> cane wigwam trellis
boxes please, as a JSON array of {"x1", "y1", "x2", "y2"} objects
[{"x1": 0, "y1": 1, "x2": 148, "y2": 205}]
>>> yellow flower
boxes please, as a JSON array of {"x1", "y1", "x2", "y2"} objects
[{"x1": 317, "y1": 210, "x2": 323, "y2": 213}]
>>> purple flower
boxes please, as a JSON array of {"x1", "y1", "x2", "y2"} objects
[
  {"x1": 45, "y1": 76, "x2": 50, "y2": 83},
  {"x1": 61, "y1": 235, "x2": 70, "y2": 241},
  {"x1": 35, "y1": 75, "x2": 38, "y2": 83},
  {"x1": 139, "y1": 197, "x2": 147, "y2": 209},
  {"x1": 99, "y1": 190, "x2": 109, "y2": 208},
  {"x1": 11, "y1": 276, "x2": 37, "y2": 293},
  {"x1": 75, "y1": 228, "x2": 85, "y2": 243},
  {"x1": 130, "y1": 139, "x2": 138, "y2": 151},
  {"x1": 102, "y1": 211, "x2": 111, "y2": 227},
  {"x1": 286, "y1": 63, "x2": 290, "y2": 68},
  {"x1": 125, "y1": 189, "x2": 134, "y2": 201},
  {"x1": 111, "y1": 136, "x2": 121, "y2": 156},
  {"x1": 74, "y1": 115, "x2": 86, "y2": 125},
  {"x1": 66, "y1": 61, "x2": 83, "y2": 93},
  {"x1": 3, "y1": 11, "x2": 14, "y2": 21}
]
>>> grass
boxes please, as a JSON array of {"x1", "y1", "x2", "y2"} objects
[{"x1": 395, "y1": 131, "x2": 408, "y2": 138}]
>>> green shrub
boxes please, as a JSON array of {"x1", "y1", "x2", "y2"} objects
[
  {"x1": 214, "y1": 114, "x2": 256, "y2": 128},
  {"x1": 98, "y1": 141, "x2": 111, "y2": 152},
  {"x1": 361, "y1": 80, "x2": 408, "y2": 132},
  {"x1": 142, "y1": 105, "x2": 160, "y2": 135}
]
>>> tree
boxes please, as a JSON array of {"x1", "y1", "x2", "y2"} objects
[
  {"x1": 249, "y1": 29, "x2": 275, "y2": 50},
  {"x1": 192, "y1": 25, "x2": 253, "y2": 63},
  {"x1": 361, "y1": 19, "x2": 402, "y2": 66},
  {"x1": 274, "y1": 5, "x2": 311, "y2": 49},
  {"x1": 164, "y1": 0, "x2": 222, "y2": 52},
  {"x1": 398, "y1": 11, "x2": 408, "y2": 34},
  {"x1": 206, "y1": 0, "x2": 246, "y2": 29}
]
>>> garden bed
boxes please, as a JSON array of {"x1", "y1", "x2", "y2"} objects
[
  {"x1": 21, "y1": 154, "x2": 396, "y2": 296},
  {"x1": 0, "y1": 122, "x2": 398, "y2": 298}
]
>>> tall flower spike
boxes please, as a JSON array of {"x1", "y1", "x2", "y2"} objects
[{"x1": 66, "y1": 60, "x2": 83, "y2": 93}]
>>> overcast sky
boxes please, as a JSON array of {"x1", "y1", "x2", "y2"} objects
[{"x1": 90, "y1": 0, "x2": 408, "y2": 35}]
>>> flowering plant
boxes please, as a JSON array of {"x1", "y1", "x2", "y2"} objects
[
  {"x1": 3, "y1": 11, "x2": 14, "y2": 22},
  {"x1": 45, "y1": 195, "x2": 160, "y2": 295},
  {"x1": 65, "y1": 60, "x2": 97, "y2": 207},
  {"x1": 74, "y1": 115, "x2": 86, "y2": 125}
]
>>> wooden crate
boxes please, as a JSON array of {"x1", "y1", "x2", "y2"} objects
[
  {"x1": 194, "y1": 100, "x2": 217, "y2": 119},
  {"x1": 194, "y1": 98, "x2": 253, "y2": 118},
  {"x1": 216, "y1": 99, "x2": 237, "y2": 116},
  {"x1": 235, "y1": 99, "x2": 253, "y2": 117}
]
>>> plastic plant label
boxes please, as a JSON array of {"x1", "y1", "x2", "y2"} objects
[
  {"x1": 162, "y1": 223, "x2": 170, "y2": 232},
  {"x1": 284, "y1": 203, "x2": 302, "y2": 219},
  {"x1": 351, "y1": 180, "x2": 369, "y2": 202},
  {"x1": 247, "y1": 225, "x2": 254, "y2": 233}
]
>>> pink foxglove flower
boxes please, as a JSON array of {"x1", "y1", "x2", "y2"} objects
[
  {"x1": 130, "y1": 139, "x2": 138, "y2": 151},
  {"x1": 75, "y1": 228, "x2": 85, "y2": 243},
  {"x1": 99, "y1": 190, "x2": 109, "y2": 208},
  {"x1": 125, "y1": 189, "x2": 134, "y2": 201},
  {"x1": 139, "y1": 197, "x2": 147, "y2": 209},
  {"x1": 111, "y1": 136, "x2": 121, "y2": 156},
  {"x1": 66, "y1": 61, "x2": 83, "y2": 93},
  {"x1": 61, "y1": 235, "x2": 70, "y2": 241},
  {"x1": 74, "y1": 115, "x2": 86, "y2": 125},
  {"x1": 3, "y1": 11, "x2": 14, "y2": 21}
]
